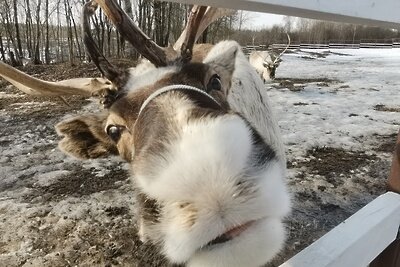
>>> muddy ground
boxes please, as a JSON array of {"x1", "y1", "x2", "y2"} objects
[{"x1": 0, "y1": 60, "x2": 398, "y2": 267}]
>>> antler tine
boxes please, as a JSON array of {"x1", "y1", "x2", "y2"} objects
[
  {"x1": 0, "y1": 61, "x2": 112, "y2": 96},
  {"x1": 180, "y1": 6, "x2": 208, "y2": 63},
  {"x1": 198, "y1": 7, "x2": 235, "y2": 40},
  {"x1": 0, "y1": 3, "x2": 114, "y2": 100},
  {"x1": 174, "y1": 7, "x2": 235, "y2": 52},
  {"x1": 273, "y1": 33, "x2": 291, "y2": 65},
  {"x1": 94, "y1": 0, "x2": 172, "y2": 67},
  {"x1": 82, "y1": 1, "x2": 122, "y2": 87}
]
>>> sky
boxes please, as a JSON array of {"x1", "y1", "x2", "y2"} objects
[{"x1": 243, "y1": 11, "x2": 287, "y2": 29}]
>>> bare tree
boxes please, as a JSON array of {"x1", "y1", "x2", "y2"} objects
[{"x1": 12, "y1": 0, "x2": 23, "y2": 58}]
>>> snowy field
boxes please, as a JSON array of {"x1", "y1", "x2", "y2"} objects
[
  {"x1": 0, "y1": 48, "x2": 399, "y2": 266},
  {"x1": 269, "y1": 48, "x2": 400, "y2": 265}
]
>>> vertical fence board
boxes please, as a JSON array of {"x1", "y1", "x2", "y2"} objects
[
  {"x1": 388, "y1": 130, "x2": 400, "y2": 193},
  {"x1": 370, "y1": 129, "x2": 400, "y2": 267}
]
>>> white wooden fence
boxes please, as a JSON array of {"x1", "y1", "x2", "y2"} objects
[
  {"x1": 167, "y1": 0, "x2": 400, "y2": 29},
  {"x1": 279, "y1": 192, "x2": 400, "y2": 267},
  {"x1": 244, "y1": 41, "x2": 400, "y2": 52}
]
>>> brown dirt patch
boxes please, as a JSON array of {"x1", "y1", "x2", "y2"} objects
[
  {"x1": 25, "y1": 165, "x2": 129, "y2": 203},
  {"x1": 374, "y1": 104, "x2": 400, "y2": 112},
  {"x1": 302, "y1": 147, "x2": 377, "y2": 177},
  {"x1": 273, "y1": 77, "x2": 340, "y2": 91},
  {"x1": 28, "y1": 216, "x2": 172, "y2": 267},
  {"x1": 275, "y1": 77, "x2": 339, "y2": 84},
  {"x1": 375, "y1": 133, "x2": 398, "y2": 153},
  {"x1": 16, "y1": 60, "x2": 136, "y2": 81},
  {"x1": 293, "y1": 102, "x2": 309, "y2": 106}
]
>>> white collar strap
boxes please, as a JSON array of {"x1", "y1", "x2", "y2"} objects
[{"x1": 138, "y1": 84, "x2": 221, "y2": 116}]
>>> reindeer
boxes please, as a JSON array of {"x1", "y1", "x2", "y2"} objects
[
  {"x1": 249, "y1": 34, "x2": 291, "y2": 82},
  {"x1": 0, "y1": 1, "x2": 290, "y2": 266}
]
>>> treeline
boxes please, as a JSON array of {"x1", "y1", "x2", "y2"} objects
[
  {"x1": 234, "y1": 17, "x2": 400, "y2": 46},
  {"x1": 0, "y1": 0, "x2": 237, "y2": 66},
  {"x1": 0, "y1": 0, "x2": 398, "y2": 66}
]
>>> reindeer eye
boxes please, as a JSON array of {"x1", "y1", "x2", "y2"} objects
[
  {"x1": 206, "y1": 74, "x2": 222, "y2": 92},
  {"x1": 106, "y1": 125, "x2": 122, "y2": 142},
  {"x1": 263, "y1": 62, "x2": 271, "y2": 69}
]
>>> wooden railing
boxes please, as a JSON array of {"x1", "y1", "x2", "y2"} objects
[
  {"x1": 167, "y1": 0, "x2": 400, "y2": 28},
  {"x1": 244, "y1": 39, "x2": 400, "y2": 51},
  {"x1": 278, "y1": 192, "x2": 400, "y2": 267}
]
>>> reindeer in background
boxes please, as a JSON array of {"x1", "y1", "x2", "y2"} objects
[
  {"x1": 249, "y1": 33, "x2": 291, "y2": 82},
  {"x1": 0, "y1": 1, "x2": 290, "y2": 266}
]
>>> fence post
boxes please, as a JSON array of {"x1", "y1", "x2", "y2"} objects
[
  {"x1": 388, "y1": 130, "x2": 400, "y2": 193},
  {"x1": 370, "y1": 129, "x2": 400, "y2": 267}
]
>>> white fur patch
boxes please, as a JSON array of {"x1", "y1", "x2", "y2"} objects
[
  {"x1": 131, "y1": 41, "x2": 290, "y2": 267},
  {"x1": 124, "y1": 60, "x2": 177, "y2": 92},
  {"x1": 188, "y1": 218, "x2": 285, "y2": 267},
  {"x1": 135, "y1": 114, "x2": 290, "y2": 266},
  {"x1": 203, "y1": 41, "x2": 285, "y2": 165},
  {"x1": 249, "y1": 51, "x2": 274, "y2": 81}
]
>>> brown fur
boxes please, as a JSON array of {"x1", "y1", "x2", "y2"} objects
[
  {"x1": 53, "y1": 43, "x2": 268, "y2": 263},
  {"x1": 192, "y1": 43, "x2": 214, "y2": 62},
  {"x1": 56, "y1": 47, "x2": 235, "y2": 163},
  {"x1": 136, "y1": 191, "x2": 162, "y2": 224},
  {"x1": 130, "y1": 58, "x2": 235, "y2": 175},
  {"x1": 56, "y1": 113, "x2": 118, "y2": 159}
]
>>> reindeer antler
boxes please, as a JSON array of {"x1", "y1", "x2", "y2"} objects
[
  {"x1": 180, "y1": 6, "x2": 208, "y2": 63},
  {"x1": 174, "y1": 6, "x2": 235, "y2": 52},
  {"x1": 94, "y1": 0, "x2": 175, "y2": 67},
  {"x1": 272, "y1": 33, "x2": 291, "y2": 66},
  {"x1": 83, "y1": 1, "x2": 122, "y2": 86},
  {"x1": 0, "y1": 60, "x2": 112, "y2": 96},
  {"x1": 0, "y1": 2, "x2": 232, "y2": 104}
]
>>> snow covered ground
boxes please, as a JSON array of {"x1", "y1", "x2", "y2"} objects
[
  {"x1": 275, "y1": 48, "x2": 400, "y2": 153},
  {"x1": 0, "y1": 49, "x2": 399, "y2": 266},
  {"x1": 268, "y1": 48, "x2": 400, "y2": 265}
]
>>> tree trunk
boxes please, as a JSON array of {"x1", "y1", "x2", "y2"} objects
[
  {"x1": 13, "y1": 0, "x2": 23, "y2": 58},
  {"x1": 44, "y1": 0, "x2": 50, "y2": 64},
  {"x1": 121, "y1": 0, "x2": 134, "y2": 57},
  {"x1": 56, "y1": 1, "x2": 63, "y2": 62},
  {"x1": 33, "y1": 0, "x2": 42, "y2": 64},
  {"x1": 25, "y1": 0, "x2": 33, "y2": 58},
  {"x1": 0, "y1": 31, "x2": 6, "y2": 61},
  {"x1": 2, "y1": 1, "x2": 22, "y2": 65},
  {"x1": 64, "y1": 0, "x2": 74, "y2": 65},
  {"x1": 69, "y1": 5, "x2": 82, "y2": 61}
]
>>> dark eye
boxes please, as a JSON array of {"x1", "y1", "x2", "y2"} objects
[
  {"x1": 206, "y1": 74, "x2": 222, "y2": 92},
  {"x1": 263, "y1": 62, "x2": 272, "y2": 69},
  {"x1": 106, "y1": 125, "x2": 123, "y2": 142}
]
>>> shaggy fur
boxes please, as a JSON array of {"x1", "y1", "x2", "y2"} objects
[
  {"x1": 134, "y1": 112, "x2": 290, "y2": 266},
  {"x1": 206, "y1": 41, "x2": 286, "y2": 166},
  {"x1": 56, "y1": 40, "x2": 290, "y2": 267},
  {"x1": 248, "y1": 51, "x2": 280, "y2": 82}
]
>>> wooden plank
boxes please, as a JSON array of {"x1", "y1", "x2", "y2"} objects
[
  {"x1": 370, "y1": 239, "x2": 400, "y2": 267},
  {"x1": 166, "y1": 0, "x2": 400, "y2": 28},
  {"x1": 388, "y1": 130, "x2": 400, "y2": 193},
  {"x1": 370, "y1": 130, "x2": 400, "y2": 267},
  {"x1": 278, "y1": 192, "x2": 400, "y2": 267}
]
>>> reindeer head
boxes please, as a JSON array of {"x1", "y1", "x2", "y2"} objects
[
  {"x1": 0, "y1": 2, "x2": 290, "y2": 267},
  {"x1": 250, "y1": 34, "x2": 290, "y2": 82},
  {"x1": 262, "y1": 57, "x2": 281, "y2": 80}
]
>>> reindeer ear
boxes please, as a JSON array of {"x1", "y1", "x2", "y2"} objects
[
  {"x1": 55, "y1": 113, "x2": 118, "y2": 159},
  {"x1": 203, "y1": 42, "x2": 239, "y2": 96},
  {"x1": 203, "y1": 43, "x2": 237, "y2": 75}
]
